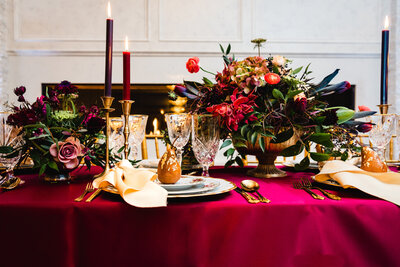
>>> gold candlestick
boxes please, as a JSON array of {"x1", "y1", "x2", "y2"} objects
[
  {"x1": 377, "y1": 104, "x2": 391, "y2": 114},
  {"x1": 94, "y1": 96, "x2": 115, "y2": 178},
  {"x1": 119, "y1": 100, "x2": 134, "y2": 159}
]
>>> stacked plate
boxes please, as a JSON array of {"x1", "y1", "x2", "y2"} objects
[{"x1": 157, "y1": 175, "x2": 236, "y2": 198}]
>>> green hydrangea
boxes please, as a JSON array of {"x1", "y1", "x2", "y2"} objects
[{"x1": 52, "y1": 110, "x2": 77, "y2": 121}]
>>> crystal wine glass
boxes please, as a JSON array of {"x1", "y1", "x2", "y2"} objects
[
  {"x1": 0, "y1": 112, "x2": 24, "y2": 184},
  {"x1": 368, "y1": 114, "x2": 395, "y2": 160},
  {"x1": 191, "y1": 114, "x2": 220, "y2": 177},
  {"x1": 110, "y1": 118, "x2": 124, "y2": 158},
  {"x1": 165, "y1": 113, "x2": 191, "y2": 166},
  {"x1": 127, "y1": 115, "x2": 148, "y2": 160}
]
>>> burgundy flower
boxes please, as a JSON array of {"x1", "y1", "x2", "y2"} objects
[
  {"x1": 357, "y1": 123, "x2": 373, "y2": 133},
  {"x1": 86, "y1": 116, "x2": 106, "y2": 132},
  {"x1": 49, "y1": 137, "x2": 83, "y2": 170},
  {"x1": 186, "y1": 57, "x2": 200, "y2": 73},
  {"x1": 264, "y1": 73, "x2": 281, "y2": 85},
  {"x1": 322, "y1": 109, "x2": 338, "y2": 125},
  {"x1": 79, "y1": 105, "x2": 87, "y2": 113},
  {"x1": 55, "y1": 80, "x2": 78, "y2": 95},
  {"x1": 17, "y1": 95, "x2": 25, "y2": 102},
  {"x1": 14, "y1": 86, "x2": 26, "y2": 96},
  {"x1": 89, "y1": 105, "x2": 99, "y2": 114},
  {"x1": 293, "y1": 98, "x2": 307, "y2": 113}
]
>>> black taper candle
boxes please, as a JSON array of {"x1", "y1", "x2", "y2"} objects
[{"x1": 380, "y1": 29, "x2": 389, "y2": 104}]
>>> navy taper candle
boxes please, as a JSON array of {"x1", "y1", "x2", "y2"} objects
[
  {"x1": 380, "y1": 17, "x2": 389, "y2": 105},
  {"x1": 105, "y1": 3, "x2": 113, "y2": 97}
]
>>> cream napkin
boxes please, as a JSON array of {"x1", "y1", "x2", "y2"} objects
[
  {"x1": 93, "y1": 159, "x2": 168, "y2": 207},
  {"x1": 315, "y1": 160, "x2": 400, "y2": 205}
]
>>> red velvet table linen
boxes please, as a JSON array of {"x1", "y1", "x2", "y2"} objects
[{"x1": 1, "y1": 166, "x2": 399, "y2": 267}]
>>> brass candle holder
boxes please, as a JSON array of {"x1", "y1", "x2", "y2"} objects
[
  {"x1": 119, "y1": 100, "x2": 134, "y2": 159},
  {"x1": 94, "y1": 96, "x2": 115, "y2": 178},
  {"x1": 377, "y1": 104, "x2": 391, "y2": 115}
]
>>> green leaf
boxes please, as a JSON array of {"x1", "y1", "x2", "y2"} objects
[
  {"x1": 258, "y1": 137, "x2": 265, "y2": 153},
  {"x1": 294, "y1": 157, "x2": 310, "y2": 171},
  {"x1": 28, "y1": 134, "x2": 50, "y2": 140},
  {"x1": 226, "y1": 44, "x2": 231, "y2": 55},
  {"x1": 39, "y1": 164, "x2": 47, "y2": 175},
  {"x1": 286, "y1": 90, "x2": 303, "y2": 100},
  {"x1": 272, "y1": 89, "x2": 284, "y2": 100},
  {"x1": 271, "y1": 128, "x2": 294, "y2": 144},
  {"x1": 336, "y1": 108, "x2": 355, "y2": 124},
  {"x1": 292, "y1": 66, "x2": 303, "y2": 75},
  {"x1": 233, "y1": 141, "x2": 247, "y2": 148},
  {"x1": 310, "y1": 152, "x2": 331, "y2": 162},
  {"x1": 251, "y1": 132, "x2": 258, "y2": 146},
  {"x1": 203, "y1": 77, "x2": 213, "y2": 86},
  {"x1": 341, "y1": 151, "x2": 349, "y2": 161},
  {"x1": 234, "y1": 156, "x2": 243, "y2": 167},
  {"x1": 48, "y1": 161, "x2": 59, "y2": 172},
  {"x1": 309, "y1": 133, "x2": 333, "y2": 147},
  {"x1": 224, "y1": 148, "x2": 235, "y2": 157},
  {"x1": 117, "y1": 146, "x2": 125, "y2": 153},
  {"x1": 224, "y1": 159, "x2": 235, "y2": 167},
  {"x1": 219, "y1": 44, "x2": 225, "y2": 54},
  {"x1": 281, "y1": 141, "x2": 304, "y2": 157},
  {"x1": 220, "y1": 139, "x2": 232, "y2": 149},
  {"x1": 240, "y1": 125, "x2": 250, "y2": 137},
  {"x1": 315, "y1": 69, "x2": 339, "y2": 90}
]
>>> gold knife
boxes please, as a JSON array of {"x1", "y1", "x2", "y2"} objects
[
  {"x1": 85, "y1": 188, "x2": 102, "y2": 202},
  {"x1": 234, "y1": 188, "x2": 260, "y2": 204}
]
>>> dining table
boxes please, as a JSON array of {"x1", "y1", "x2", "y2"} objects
[{"x1": 1, "y1": 165, "x2": 400, "y2": 267}]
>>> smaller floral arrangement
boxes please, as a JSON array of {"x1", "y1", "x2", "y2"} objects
[{"x1": 5, "y1": 81, "x2": 106, "y2": 175}]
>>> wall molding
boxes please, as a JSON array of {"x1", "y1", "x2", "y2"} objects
[{"x1": 7, "y1": 49, "x2": 380, "y2": 59}]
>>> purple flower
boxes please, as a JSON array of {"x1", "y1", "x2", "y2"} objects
[
  {"x1": 14, "y1": 86, "x2": 26, "y2": 96},
  {"x1": 322, "y1": 109, "x2": 338, "y2": 125},
  {"x1": 292, "y1": 98, "x2": 307, "y2": 113},
  {"x1": 55, "y1": 80, "x2": 78, "y2": 95}
]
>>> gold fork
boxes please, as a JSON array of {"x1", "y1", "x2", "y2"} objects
[
  {"x1": 74, "y1": 182, "x2": 94, "y2": 202},
  {"x1": 293, "y1": 181, "x2": 324, "y2": 200},
  {"x1": 301, "y1": 178, "x2": 341, "y2": 200}
]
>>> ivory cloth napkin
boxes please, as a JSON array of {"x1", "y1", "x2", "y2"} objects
[
  {"x1": 93, "y1": 160, "x2": 168, "y2": 207},
  {"x1": 315, "y1": 160, "x2": 400, "y2": 205}
]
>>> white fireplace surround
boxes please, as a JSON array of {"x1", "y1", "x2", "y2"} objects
[{"x1": 2, "y1": 0, "x2": 399, "y2": 113}]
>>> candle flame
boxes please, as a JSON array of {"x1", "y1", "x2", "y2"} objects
[
  {"x1": 107, "y1": 1, "x2": 111, "y2": 18},
  {"x1": 384, "y1": 16, "x2": 389, "y2": 29},
  {"x1": 153, "y1": 118, "x2": 158, "y2": 132},
  {"x1": 125, "y1": 36, "x2": 129, "y2": 51}
]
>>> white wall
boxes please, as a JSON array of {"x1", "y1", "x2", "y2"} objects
[{"x1": 1, "y1": 0, "x2": 399, "y2": 161}]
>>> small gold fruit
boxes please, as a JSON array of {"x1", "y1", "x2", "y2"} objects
[
  {"x1": 360, "y1": 146, "x2": 388, "y2": 172},
  {"x1": 157, "y1": 144, "x2": 181, "y2": 184}
]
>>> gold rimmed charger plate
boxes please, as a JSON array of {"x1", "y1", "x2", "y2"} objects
[{"x1": 99, "y1": 177, "x2": 236, "y2": 198}]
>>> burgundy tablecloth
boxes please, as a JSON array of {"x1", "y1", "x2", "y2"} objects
[{"x1": 1, "y1": 166, "x2": 399, "y2": 267}]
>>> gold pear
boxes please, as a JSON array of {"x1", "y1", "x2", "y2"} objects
[
  {"x1": 360, "y1": 146, "x2": 388, "y2": 172},
  {"x1": 157, "y1": 144, "x2": 181, "y2": 184}
]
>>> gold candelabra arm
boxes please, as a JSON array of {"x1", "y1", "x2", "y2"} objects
[
  {"x1": 94, "y1": 96, "x2": 115, "y2": 178},
  {"x1": 119, "y1": 100, "x2": 134, "y2": 159}
]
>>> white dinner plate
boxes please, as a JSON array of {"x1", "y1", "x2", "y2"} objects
[
  {"x1": 100, "y1": 177, "x2": 236, "y2": 198},
  {"x1": 155, "y1": 176, "x2": 206, "y2": 191}
]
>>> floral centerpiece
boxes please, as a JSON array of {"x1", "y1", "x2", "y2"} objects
[
  {"x1": 171, "y1": 43, "x2": 375, "y2": 177},
  {"x1": 5, "y1": 81, "x2": 107, "y2": 181}
]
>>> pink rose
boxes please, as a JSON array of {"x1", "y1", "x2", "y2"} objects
[
  {"x1": 50, "y1": 137, "x2": 83, "y2": 170},
  {"x1": 186, "y1": 57, "x2": 200, "y2": 73},
  {"x1": 264, "y1": 73, "x2": 281, "y2": 85}
]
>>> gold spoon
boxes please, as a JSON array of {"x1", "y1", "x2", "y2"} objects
[{"x1": 241, "y1": 180, "x2": 270, "y2": 203}]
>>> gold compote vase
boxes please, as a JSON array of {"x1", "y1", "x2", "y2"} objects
[{"x1": 235, "y1": 129, "x2": 300, "y2": 178}]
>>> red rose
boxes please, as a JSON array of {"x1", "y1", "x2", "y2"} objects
[
  {"x1": 186, "y1": 57, "x2": 200, "y2": 73},
  {"x1": 264, "y1": 73, "x2": 281, "y2": 85}
]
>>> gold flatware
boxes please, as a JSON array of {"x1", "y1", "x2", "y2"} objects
[
  {"x1": 241, "y1": 180, "x2": 270, "y2": 203},
  {"x1": 301, "y1": 178, "x2": 341, "y2": 200},
  {"x1": 74, "y1": 182, "x2": 94, "y2": 202},
  {"x1": 85, "y1": 188, "x2": 102, "y2": 202},
  {"x1": 0, "y1": 177, "x2": 21, "y2": 190},
  {"x1": 234, "y1": 187, "x2": 260, "y2": 204},
  {"x1": 293, "y1": 181, "x2": 324, "y2": 200}
]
